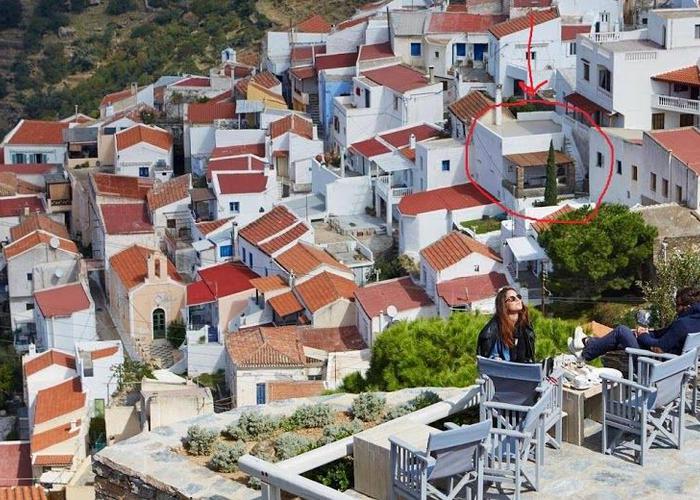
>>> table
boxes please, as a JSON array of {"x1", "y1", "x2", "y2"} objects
[
  {"x1": 561, "y1": 383, "x2": 604, "y2": 446},
  {"x1": 353, "y1": 421, "x2": 435, "y2": 500}
]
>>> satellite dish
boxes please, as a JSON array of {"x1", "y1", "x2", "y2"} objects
[
  {"x1": 54, "y1": 268, "x2": 64, "y2": 279},
  {"x1": 49, "y1": 237, "x2": 60, "y2": 249},
  {"x1": 386, "y1": 305, "x2": 398, "y2": 319}
]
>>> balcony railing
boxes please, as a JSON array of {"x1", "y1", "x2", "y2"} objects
[
  {"x1": 375, "y1": 175, "x2": 413, "y2": 201},
  {"x1": 652, "y1": 94, "x2": 700, "y2": 116}
]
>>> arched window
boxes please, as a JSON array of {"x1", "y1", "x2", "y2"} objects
[{"x1": 153, "y1": 308, "x2": 166, "y2": 339}]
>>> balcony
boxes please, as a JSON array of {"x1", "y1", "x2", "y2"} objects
[
  {"x1": 375, "y1": 175, "x2": 413, "y2": 202},
  {"x1": 652, "y1": 94, "x2": 700, "y2": 116}
]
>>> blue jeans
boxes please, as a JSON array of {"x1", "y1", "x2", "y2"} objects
[{"x1": 582, "y1": 325, "x2": 639, "y2": 361}]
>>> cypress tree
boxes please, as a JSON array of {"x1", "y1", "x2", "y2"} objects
[{"x1": 544, "y1": 140, "x2": 558, "y2": 206}]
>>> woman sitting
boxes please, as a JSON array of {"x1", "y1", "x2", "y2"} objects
[{"x1": 477, "y1": 286, "x2": 536, "y2": 363}]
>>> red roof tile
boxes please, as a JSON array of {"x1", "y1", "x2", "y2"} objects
[
  {"x1": 227, "y1": 326, "x2": 307, "y2": 367},
  {"x1": 530, "y1": 204, "x2": 574, "y2": 233},
  {"x1": 268, "y1": 380, "x2": 326, "y2": 401},
  {"x1": 561, "y1": 24, "x2": 590, "y2": 41},
  {"x1": 250, "y1": 275, "x2": 288, "y2": 293},
  {"x1": 195, "y1": 217, "x2": 232, "y2": 236},
  {"x1": 276, "y1": 242, "x2": 349, "y2": 275},
  {"x1": 298, "y1": 325, "x2": 367, "y2": 351},
  {"x1": 100, "y1": 87, "x2": 136, "y2": 107},
  {"x1": 4, "y1": 231, "x2": 78, "y2": 260},
  {"x1": 0, "y1": 164, "x2": 55, "y2": 175},
  {"x1": 337, "y1": 15, "x2": 370, "y2": 31},
  {"x1": 109, "y1": 246, "x2": 181, "y2": 290},
  {"x1": 239, "y1": 205, "x2": 299, "y2": 245},
  {"x1": 89, "y1": 346, "x2": 120, "y2": 360},
  {"x1": 10, "y1": 214, "x2": 68, "y2": 241},
  {"x1": 115, "y1": 124, "x2": 172, "y2": 151},
  {"x1": 295, "y1": 14, "x2": 332, "y2": 33},
  {"x1": 0, "y1": 197, "x2": 43, "y2": 218},
  {"x1": 33, "y1": 377, "x2": 85, "y2": 425},
  {"x1": 258, "y1": 222, "x2": 310, "y2": 255},
  {"x1": 653, "y1": 65, "x2": 700, "y2": 86},
  {"x1": 211, "y1": 143, "x2": 266, "y2": 159},
  {"x1": 428, "y1": 13, "x2": 506, "y2": 33},
  {"x1": 0, "y1": 443, "x2": 32, "y2": 487},
  {"x1": 32, "y1": 419, "x2": 82, "y2": 452},
  {"x1": 146, "y1": 174, "x2": 191, "y2": 210},
  {"x1": 355, "y1": 276, "x2": 433, "y2": 318},
  {"x1": 448, "y1": 90, "x2": 502, "y2": 124},
  {"x1": 23, "y1": 350, "x2": 75, "y2": 378},
  {"x1": 358, "y1": 42, "x2": 394, "y2": 61},
  {"x1": 251, "y1": 71, "x2": 281, "y2": 90},
  {"x1": 215, "y1": 173, "x2": 268, "y2": 194},
  {"x1": 514, "y1": 0, "x2": 552, "y2": 6},
  {"x1": 0, "y1": 486, "x2": 46, "y2": 498},
  {"x1": 269, "y1": 114, "x2": 314, "y2": 140},
  {"x1": 564, "y1": 91, "x2": 611, "y2": 115},
  {"x1": 489, "y1": 8, "x2": 559, "y2": 39},
  {"x1": 186, "y1": 102, "x2": 235, "y2": 124},
  {"x1": 349, "y1": 138, "x2": 391, "y2": 158},
  {"x1": 100, "y1": 202, "x2": 153, "y2": 235},
  {"x1": 32, "y1": 455, "x2": 74, "y2": 467},
  {"x1": 436, "y1": 272, "x2": 509, "y2": 307},
  {"x1": 268, "y1": 291, "x2": 305, "y2": 317},
  {"x1": 421, "y1": 231, "x2": 502, "y2": 271},
  {"x1": 291, "y1": 44, "x2": 327, "y2": 63},
  {"x1": 295, "y1": 272, "x2": 357, "y2": 313},
  {"x1": 362, "y1": 65, "x2": 431, "y2": 93},
  {"x1": 91, "y1": 173, "x2": 154, "y2": 200},
  {"x1": 314, "y1": 52, "x2": 358, "y2": 71},
  {"x1": 187, "y1": 262, "x2": 257, "y2": 305},
  {"x1": 290, "y1": 66, "x2": 316, "y2": 80},
  {"x1": 34, "y1": 283, "x2": 90, "y2": 318},
  {"x1": 649, "y1": 127, "x2": 700, "y2": 175},
  {"x1": 172, "y1": 76, "x2": 211, "y2": 87},
  {"x1": 5, "y1": 120, "x2": 67, "y2": 146},
  {"x1": 379, "y1": 124, "x2": 441, "y2": 148},
  {"x1": 398, "y1": 183, "x2": 493, "y2": 216}
]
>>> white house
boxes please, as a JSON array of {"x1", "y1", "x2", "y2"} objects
[
  {"x1": 73, "y1": 341, "x2": 124, "y2": 411},
  {"x1": 33, "y1": 281, "x2": 97, "y2": 353},
  {"x1": 99, "y1": 83, "x2": 154, "y2": 119},
  {"x1": 263, "y1": 15, "x2": 331, "y2": 75},
  {"x1": 354, "y1": 276, "x2": 436, "y2": 346},
  {"x1": 184, "y1": 93, "x2": 235, "y2": 174},
  {"x1": 434, "y1": 272, "x2": 511, "y2": 317},
  {"x1": 191, "y1": 218, "x2": 236, "y2": 268},
  {"x1": 96, "y1": 201, "x2": 159, "y2": 270},
  {"x1": 1, "y1": 119, "x2": 68, "y2": 165},
  {"x1": 114, "y1": 124, "x2": 174, "y2": 180},
  {"x1": 211, "y1": 171, "x2": 276, "y2": 226},
  {"x1": 588, "y1": 127, "x2": 644, "y2": 205}
]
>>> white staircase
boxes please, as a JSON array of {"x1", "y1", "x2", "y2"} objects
[{"x1": 563, "y1": 135, "x2": 586, "y2": 193}]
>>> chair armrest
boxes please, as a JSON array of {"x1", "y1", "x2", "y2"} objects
[
  {"x1": 444, "y1": 422, "x2": 460, "y2": 430},
  {"x1": 625, "y1": 348, "x2": 676, "y2": 361},
  {"x1": 599, "y1": 373, "x2": 656, "y2": 393},
  {"x1": 481, "y1": 401, "x2": 532, "y2": 413},
  {"x1": 489, "y1": 427, "x2": 529, "y2": 439},
  {"x1": 389, "y1": 436, "x2": 429, "y2": 461}
]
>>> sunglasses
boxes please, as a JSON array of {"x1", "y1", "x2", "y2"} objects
[{"x1": 505, "y1": 294, "x2": 522, "y2": 303}]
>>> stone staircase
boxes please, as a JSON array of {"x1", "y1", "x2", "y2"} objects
[
  {"x1": 308, "y1": 93, "x2": 320, "y2": 125},
  {"x1": 563, "y1": 135, "x2": 585, "y2": 192},
  {"x1": 148, "y1": 339, "x2": 175, "y2": 369}
]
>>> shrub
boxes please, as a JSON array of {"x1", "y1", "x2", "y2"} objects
[
  {"x1": 185, "y1": 425, "x2": 217, "y2": 455},
  {"x1": 248, "y1": 476, "x2": 262, "y2": 489},
  {"x1": 236, "y1": 411, "x2": 279, "y2": 439},
  {"x1": 274, "y1": 432, "x2": 315, "y2": 460},
  {"x1": 167, "y1": 318, "x2": 186, "y2": 348},
  {"x1": 305, "y1": 457, "x2": 354, "y2": 491},
  {"x1": 208, "y1": 441, "x2": 246, "y2": 472},
  {"x1": 351, "y1": 393, "x2": 386, "y2": 422},
  {"x1": 382, "y1": 392, "x2": 441, "y2": 422},
  {"x1": 317, "y1": 420, "x2": 364, "y2": 446},
  {"x1": 250, "y1": 441, "x2": 276, "y2": 462},
  {"x1": 106, "y1": 0, "x2": 136, "y2": 15},
  {"x1": 222, "y1": 423, "x2": 245, "y2": 441},
  {"x1": 289, "y1": 404, "x2": 333, "y2": 429},
  {"x1": 341, "y1": 372, "x2": 367, "y2": 393}
]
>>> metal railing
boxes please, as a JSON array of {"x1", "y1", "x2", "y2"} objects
[{"x1": 652, "y1": 94, "x2": 700, "y2": 115}]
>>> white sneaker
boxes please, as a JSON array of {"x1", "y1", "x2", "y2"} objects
[{"x1": 568, "y1": 326, "x2": 588, "y2": 356}]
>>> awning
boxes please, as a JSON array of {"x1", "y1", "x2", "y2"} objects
[
  {"x1": 505, "y1": 151, "x2": 574, "y2": 168},
  {"x1": 564, "y1": 92, "x2": 612, "y2": 116},
  {"x1": 506, "y1": 237, "x2": 546, "y2": 263},
  {"x1": 372, "y1": 151, "x2": 415, "y2": 173}
]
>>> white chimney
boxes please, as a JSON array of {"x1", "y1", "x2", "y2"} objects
[
  {"x1": 130, "y1": 82, "x2": 138, "y2": 96},
  {"x1": 312, "y1": 125, "x2": 318, "y2": 141},
  {"x1": 69, "y1": 419, "x2": 79, "y2": 433},
  {"x1": 28, "y1": 343, "x2": 36, "y2": 356},
  {"x1": 409, "y1": 133, "x2": 416, "y2": 150},
  {"x1": 428, "y1": 66, "x2": 435, "y2": 84},
  {"x1": 494, "y1": 84, "x2": 503, "y2": 126},
  {"x1": 288, "y1": 270, "x2": 296, "y2": 288},
  {"x1": 339, "y1": 147, "x2": 346, "y2": 178}
]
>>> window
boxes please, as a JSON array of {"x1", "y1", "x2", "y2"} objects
[
  {"x1": 441, "y1": 160, "x2": 450, "y2": 172},
  {"x1": 241, "y1": 247, "x2": 246, "y2": 262},
  {"x1": 83, "y1": 365, "x2": 94, "y2": 378},
  {"x1": 616, "y1": 160, "x2": 622, "y2": 175},
  {"x1": 166, "y1": 219, "x2": 176, "y2": 229},
  {"x1": 410, "y1": 42, "x2": 421, "y2": 56},
  {"x1": 220, "y1": 245, "x2": 233, "y2": 258},
  {"x1": 256, "y1": 383, "x2": 266, "y2": 404},
  {"x1": 662, "y1": 178, "x2": 669, "y2": 198},
  {"x1": 26, "y1": 303, "x2": 34, "y2": 311},
  {"x1": 364, "y1": 89, "x2": 371, "y2": 108},
  {"x1": 528, "y1": 51, "x2": 536, "y2": 61},
  {"x1": 650, "y1": 172, "x2": 657, "y2": 192},
  {"x1": 473, "y1": 265, "x2": 480, "y2": 272},
  {"x1": 582, "y1": 59, "x2": 590, "y2": 81},
  {"x1": 652, "y1": 113, "x2": 665, "y2": 130},
  {"x1": 31, "y1": 153, "x2": 46, "y2": 163},
  {"x1": 695, "y1": 24, "x2": 700, "y2": 39},
  {"x1": 596, "y1": 152, "x2": 603, "y2": 167},
  {"x1": 355, "y1": 87, "x2": 360, "y2": 96},
  {"x1": 393, "y1": 96, "x2": 399, "y2": 111},
  {"x1": 632, "y1": 165, "x2": 638, "y2": 181},
  {"x1": 333, "y1": 116, "x2": 339, "y2": 133},
  {"x1": 680, "y1": 114, "x2": 694, "y2": 127},
  {"x1": 455, "y1": 43, "x2": 466, "y2": 57},
  {"x1": 26, "y1": 273, "x2": 32, "y2": 281},
  {"x1": 676, "y1": 185, "x2": 683, "y2": 203},
  {"x1": 248, "y1": 252, "x2": 253, "y2": 268},
  {"x1": 434, "y1": 51, "x2": 439, "y2": 58},
  {"x1": 229, "y1": 201, "x2": 240, "y2": 213},
  {"x1": 139, "y1": 167, "x2": 149, "y2": 177},
  {"x1": 601, "y1": 12, "x2": 610, "y2": 23},
  {"x1": 568, "y1": 42, "x2": 576, "y2": 56},
  {"x1": 11, "y1": 153, "x2": 25, "y2": 164},
  {"x1": 598, "y1": 67, "x2": 611, "y2": 92},
  {"x1": 674, "y1": 83, "x2": 689, "y2": 92},
  {"x1": 153, "y1": 308, "x2": 166, "y2": 339}
]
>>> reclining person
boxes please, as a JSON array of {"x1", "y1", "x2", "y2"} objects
[{"x1": 569, "y1": 287, "x2": 700, "y2": 362}]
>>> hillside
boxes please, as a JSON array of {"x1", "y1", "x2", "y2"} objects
[{"x1": 0, "y1": 0, "x2": 368, "y2": 136}]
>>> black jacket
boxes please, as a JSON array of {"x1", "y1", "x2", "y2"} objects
[
  {"x1": 476, "y1": 316, "x2": 536, "y2": 363},
  {"x1": 638, "y1": 302, "x2": 700, "y2": 354}
]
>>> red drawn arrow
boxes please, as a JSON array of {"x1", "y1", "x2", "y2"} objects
[{"x1": 517, "y1": 12, "x2": 549, "y2": 97}]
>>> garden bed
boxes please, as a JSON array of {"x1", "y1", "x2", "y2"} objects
[{"x1": 459, "y1": 216, "x2": 504, "y2": 234}]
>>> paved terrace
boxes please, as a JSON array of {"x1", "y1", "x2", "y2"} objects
[{"x1": 93, "y1": 387, "x2": 700, "y2": 499}]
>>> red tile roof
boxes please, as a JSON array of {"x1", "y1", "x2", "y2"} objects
[
  {"x1": 268, "y1": 291, "x2": 305, "y2": 317},
  {"x1": 33, "y1": 377, "x2": 85, "y2": 425},
  {"x1": 34, "y1": 283, "x2": 90, "y2": 318},
  {"x1": 268, "y1": 380, "x2": 326, "y2": 401},
  {"x1": 436, "y1": 272, "x2": 509, "y2": 307},
  {"x1": 250, "y1": 275, "x2": 288, "y2": 293},
  {"x1": 251, "y1": 71, "x2": 281, "y2": 90},
  {"x1": 211, "y1": 143, "x2": 266, "y2": 159},
  {"x1": 32, "y1": 455, "x2": 74, "y2": 466},
  {"x1": 239, "y1": 205, "x2": 298, "y2": 244},
  {"x1": 561, "y1": 24, "x2": 590, "y2": 41},
  {"x1": 195, "y1": 217, "x2": 232, "y2": 236},
  {"x1": 4, "y1": 231, "x2": 78, "y2": 260},
  {"x1": 172, "y1": 76, "x2": 211, "y2": 87},
  {"x1": 349, "y1": 138, "x2": 391, "y2": 158},
  {"x1": 653, "y1": 65, "x2": 700, "y2": 86},
  {"x1": 186, "y1": 262, "x2": 258, "y2": 306},
  {"x1": 295, "y1": 14, "x2": 332, "y2": 33},
  {"x1": 362, "y1": 65, "x2": 431, "y2": 93},
  {"x1": 336, "y1": 15, "x2": 370, "y2": 31},
  {"x1": 648, "y1": 127, "x2": 700, "y2": 175},
  {"x1": 0, "y1": 197, "x2": 43, "y2": 218},
  {"x1": 295, "y1": 272, "x2": 357, "y2": 313},
  {"x1": 0, "y1": 164, "x2": 55, "y2": 175},
  {"x1": 314, "y1": 52, "x2": 358, "y2": 71},
  {"x1": 0, "y1": 442, "x2": 32, "y2": 487},
  {"x1": 379, "y1": 124, "x2": 441, "y2": 148},
  {"x1": 215, "y1": 173, "x2": 268, "y2": 194},
  {"x1": 10, "y1": 214, "x2": 68, "y2": 241},
  {"x1": 207, "y1": 157, "x2": 266, "y2": 180},
  {"x1": 100, "y1": 87, "x2": 136, "y2": 107},
  {"x1": 89, "y1": 345, "x2": 120, "y2": 360},
  {"x1": 564, "y1": 91, "x2": 611, "y2": 115},
  {"x1": 358, "y1": 42, "x2": 395, "y2": 61},
  {"x1": 298, "y1": 325, "x2": 367, "y2": 352},
  {"x1": 421, "y1": 231, "x2": 502, "y2": 271},
  {"x1": 146, "y1": 174, "x2": 191, "y2": 210},
  {"x1": 91, "y1": 173, "x2": 154, "y2": 200},
  {"x1": 0, "y1": 486, "x2": 46, "y2": 498},
  {"x1": 291, "y1": 44, "x2": 327, "y2": 63},
  {"x1": 290, "y1": 66, "x2": 316, "y2": 80},
  {"x1": 23, "y1": 350, "x2": 75, "y2": 378},
  {"x1": 31, "y1": 419, "x2": 82, "y2": 452},
  {"x1": 227, "y1": 326, "x2": 307, "y2": 367},
  {"x1": 5, "y1": 120, "x2": 67, "y2": 146},
  {"x1": 115, "y1": 124, "x2": 172, "y2": 151},
  {"x1": 269, "y1": 114, "x2": 314, "y2": 140},
  {"x1": 258, "y1": 222, "x2": 310, "y2": 255},
  {"x1": 109, "y1": 246, "x2": 181, "y2": 290},
  {"x1": 489, "y1": 8, "x2": 559, "y2": 39},
  {"x1": 100, "y1": 202, "x2": 153, "y2": 235},
  {"x1": 355, "y1": 276, "x2": 433, "y2": 319},
  {"x1": 428, "y1": 13, "x2": 506, "y2": 33},
  {"x1": 398, "y1": 183, "x2": 493, "y2": 216},
  {"x1": 276, "y1": 242, "x2": 349, "y2": 276},
  {"x1": 448, "y1": 90, "x2": 501, "y2": 124},
  {"x1": 186, "y1": 102, "x2": 235, "y2": 124},
  {"x1": 530, "y1": 204, "x2": 574, "y2": 233}
]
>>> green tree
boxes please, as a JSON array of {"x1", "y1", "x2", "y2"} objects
[
  {"x1": 0, "y1": 348, "x2": 21, "y2": 410},
  {"x1": 543, "y1": 140, "x2": 558, "y2": 206},
  {"x1": 41, "y1": 43, "x2": 68, "y2": 84},
  {"x1": 106, "y1": 0, "x2": 136, "y2": 15},
  {"x1": 0, "y1": 0, "x2": 23, "y2": 29},
  {"x1": 539, "y1": 203, "x2": 657, "y2": 298},
  {"x1": 70, "y1": 0, "x2": 87, "y2": 13},
  {"x1": 167, "y1": 318, "x2": 186, "y2": 348}
]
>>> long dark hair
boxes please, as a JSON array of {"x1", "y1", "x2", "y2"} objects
[
  {"x1": 495, "y1": 287, "x2": 530, "y2": 348},
  {"x1": 676, "y1": 287, "x2": 700, "y2": 312}
]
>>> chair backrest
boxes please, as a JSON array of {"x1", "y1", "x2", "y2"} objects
[
  {"x1": 682, "y1": 332, "x2": 700, "y2": 354},
  {"x1": 519, "y1": 384, "x2": 553, "y2": 435},
  {"x1": 477, "y1": 356, "x2": 544, "y2": 406},
  {"x1": 648, "y1": 348, "x2": 697, "y2": 409},
  {"x1": 426, "y1": 419, "x2": 491, "y2": 481}
]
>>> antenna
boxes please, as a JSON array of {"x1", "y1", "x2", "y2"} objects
[{"x1": 49, "y1": 237, "x2": 60, "y2": 249}]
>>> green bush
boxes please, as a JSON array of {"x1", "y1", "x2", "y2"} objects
[
  {"x1": 340, "y1": 372, "x2": 367, "y2": 393},
  {"x1": 167, "y1": 318, "x2": 186, "y2": 348},
  {"x1": 185, "y1": 425, "x2": 217, "y2": 455},
  {"x1": 235, "y1": 411, "x2": 279, "y2": 439},
  {"x1": 106, "y1": 0, "x2": 136, "y2": 15},
  {"x1": 250, "y1": 441, "x2": 276, "y2": 462},
  {"x1": 289, "y1": 404, "x2": 333, "y2": 429},
  {"x1": 382, "y1": 391, "x2": 442, "y2": 422},
  {"x1": 317, "y1": 420, "x2": 364, "y2": 446},
  {"x1": 274, "y1": 432, "x2": 315, "y2": 460},
  {"x1": 351, "y1": 393, "x2": 386, "y2": 422},
  {"x1": 0, "y1": 0, "x2": 23, "y2": 29},
  {"x1": 304, "y1": 457, "x2": 354, "y2": 491},
  {"x1": 208, "y1": 441, "x2": 246, "y2": 472}
]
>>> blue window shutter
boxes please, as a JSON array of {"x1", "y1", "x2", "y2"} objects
[
  {"x1": 220, "y1": 245, "x2": 233, "y2": 258},
  {"x1": 410, "y1": 43, "x2": 421, "y2": 56},
  {"x1": 442, "y1": 160, "x2": 450, "y2": 171},
  {"x1": 456, "y1": 43, "x2": 466, "y2": 57}
]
